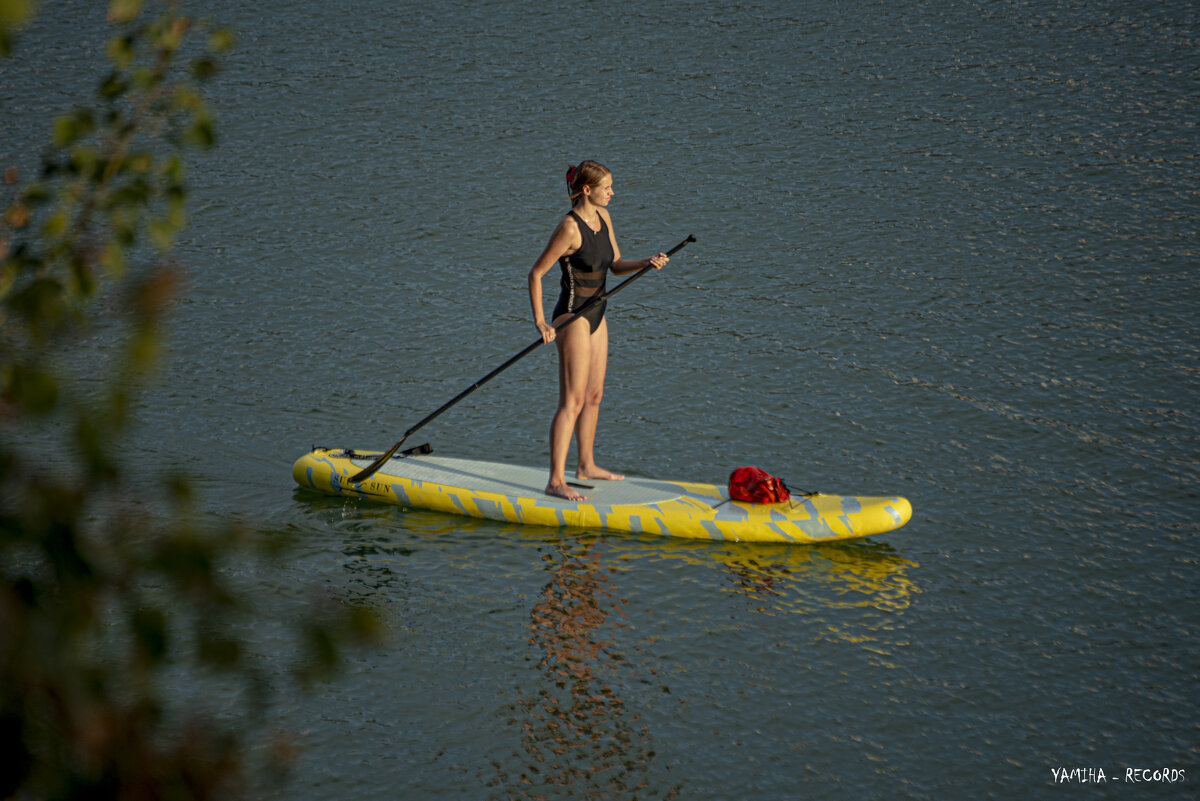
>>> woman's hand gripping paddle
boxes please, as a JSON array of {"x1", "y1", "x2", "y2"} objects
[{"x1": 345, "y1": 235, "x2": 697, "y2": 486}]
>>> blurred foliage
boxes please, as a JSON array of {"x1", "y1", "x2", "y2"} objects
[
  {"x1": 0, "y1": 0, "x2": 35, "y2": 56},
  {"x1": 1, "y1": 2, "x2": 381, "y2": 798}
]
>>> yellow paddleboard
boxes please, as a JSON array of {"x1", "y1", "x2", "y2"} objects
[{"x1": 293, "y1": 448, "x2": 912, "y2": 544}]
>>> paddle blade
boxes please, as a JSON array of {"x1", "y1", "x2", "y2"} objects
[{"x1": 348, "y1": 439, "x2": 405, "y2": 483}]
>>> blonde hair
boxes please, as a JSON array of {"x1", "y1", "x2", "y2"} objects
[{"x1": 565, "y1": 160, "x2": 610, "y2": 205}]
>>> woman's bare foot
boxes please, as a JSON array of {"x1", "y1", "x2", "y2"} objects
[
  {"x1": 546, "y1": 481, "x2": 587, "y2": 501},
  {"x1": 577, "y1": 465, "x2": 624, "y2": 481}
]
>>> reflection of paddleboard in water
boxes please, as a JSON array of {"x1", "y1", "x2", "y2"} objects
[{"x1": 293, "y1": 449, "x2": 912, "y2": 544}]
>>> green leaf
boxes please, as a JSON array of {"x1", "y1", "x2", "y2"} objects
[
  {"x1": 0, "y1": 0, "x2": 35, "y2": 27},
  {"x1": 41, "y1": 209, "x2": 67, "y2": 240},
  {"x1": 185, "y1": 113, "x2": 216, "y2": 148},
  {"x1": 166, "y1": 194, "x2": 187, "y2": 228},
  {"x1": 125, "y1": 151, "x2": 153, "y2": 175},
  {"x1": 52, "y1": 110, "x2": 95, "y2": 147},
  {"x1": 208, "y1": 27, "x2": 236, "y2": 55},
  {"x1": 126, "y1": 324, "x2": 163, "y2": 375},
  {"x1": 105, "y1": 34, "x2": 134, "y2": 70},
  {"x1": 99, "y1": 71, "x2": 129, "y2": 100},
  {"x1": 4, "y1": 363, "x2": 60, "y2": 415},
  {"x1": 159, "y1": 155, "x2": 185, "y2": 184},
  {"x1": 111, "y1": 210, "x2": 138, "y2": 246},
  {"x1": 107, "y1": 0, "x2": 142, "y2": 25},
  {"x1": 10, "y1": 276, "x2": 68, "y2": 336},
  {"x1": 130, "y1": 64, "x2": 155, "y2": 90},
  {"x1": 191, "y1": 57, "x2": 217, "y2": 82},
  {"x1": 69, "y1": 145, "x2": 100, "y2": 181},
  {"x1": 153, "y1": 16, "x2": 185, "y2": 54},
  {"x1": 147, "y1": 218, "x2": 175, "y2": 252},
  {"x1": 22, "y1": 181, "x2": 49, "y2": 204},
  {"x1": 0, "y1": 0, "x2": 36, "y2": 56},
  {"x1": 0, "y1": 259, "x2": 18, "y2": 298},
  {"x1": 67, "y1": 252, "x2": 97, "y2": 297},
  {"x1": 99, "y1": 239, "x2": 125, "y2": 276},
  {"x1": 172, "y1": 86, "x2": 200, "y2": 112}
]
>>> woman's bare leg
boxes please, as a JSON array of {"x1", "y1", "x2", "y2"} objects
[
  {"x1": 546, "y1": 315, "x2": 592, "y2": 500},
  {"x1": 575, "y1": 317, "x2": 624, "y2": 481}
]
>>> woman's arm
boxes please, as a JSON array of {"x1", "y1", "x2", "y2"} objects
[
  {"x1": 602, "y1": 209, "x2": 669, "y2": 275},
  {"x1": 612, "y1": 252, "x2": 669, "y2": 275},
  {"x1": 528, "y1": 217, "x2": 581, "y2": 343}
]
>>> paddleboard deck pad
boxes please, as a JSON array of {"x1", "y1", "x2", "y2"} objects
[{"x1": 293, "y1": 447, "x2": 911, "y2": 543}]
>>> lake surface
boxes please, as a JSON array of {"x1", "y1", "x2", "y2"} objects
[{"x1": 3, "y1": 0, "x2": 1197, "y2": 798}]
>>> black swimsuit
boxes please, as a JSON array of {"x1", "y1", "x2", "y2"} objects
[{"x1": 552, "y1": 210, "x2": 614, "y2": 333}]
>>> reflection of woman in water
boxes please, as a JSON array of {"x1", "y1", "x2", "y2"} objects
[
  {"x1": 527, "y1": 160, "x2": 668, "y2": 502},
  {"x1": 499, "y1": 539, "x2": 668, "y2": 799}
]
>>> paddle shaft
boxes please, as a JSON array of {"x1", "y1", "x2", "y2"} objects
[{"x1": 347, "y1": 234, "x2": 696, "y2": 484}]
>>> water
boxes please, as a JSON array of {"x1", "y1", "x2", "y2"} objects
[{"x1": 3, "y1": 0, "x2": 1198, "y2": 798}]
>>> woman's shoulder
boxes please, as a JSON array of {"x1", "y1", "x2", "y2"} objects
[
  {"x1": 550, "y1": 212, "x2": 583, "y2": 250},
  {"x1": 556, "y1": 211, "x2": 583, "y2": 235}
]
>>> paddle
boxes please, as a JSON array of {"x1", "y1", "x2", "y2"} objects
[{"x1": 346, "y1": 234, "x2": 697, "y2": 485}]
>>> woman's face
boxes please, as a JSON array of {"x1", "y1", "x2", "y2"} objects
[{"x1": 584, "y1": 174, "x2": 614, "y2": 206}]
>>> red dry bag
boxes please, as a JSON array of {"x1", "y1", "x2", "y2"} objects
[{"x1": 728, "y1": 466, "x2": 791, "y2": 504}]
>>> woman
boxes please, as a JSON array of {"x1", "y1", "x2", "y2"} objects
[{"x1": 528, "y1": 160, "x2": 669, "y2": 501}]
